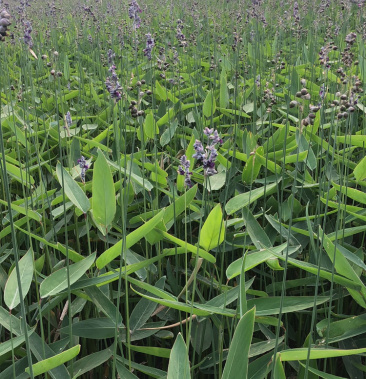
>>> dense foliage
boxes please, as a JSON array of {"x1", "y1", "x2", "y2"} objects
[{"x1": 1, "y1": 0, "x2": 366, "y2": 377}]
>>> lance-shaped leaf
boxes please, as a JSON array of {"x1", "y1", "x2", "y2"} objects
[
  {"x1": 96, "y1": 209, "x2": 165, "y2": 269},
  {"x1": 167, "y1": 333, "x2": 191, "y2": 379},
  {"x1": 92, "y1": 149, "x2": 116, "y2": 234},
  {"x1": 56, "y1": 162, "x2": 90, "y2": 214},
  {"x1": 222, "y1": 307, "x2": 256, "y2": 379},
  {"x1": 4, "y1": 249, "x2": 33, "y2": 310},
  {"x1": 25, "y1": 345, "x2": 80, "y2": 376},
  {"x1": 40, "y1": 253, "x2": 96, "y2": 298},
  {"x1": 199, "y1": 204, "x2": 225, "y2": 251}
]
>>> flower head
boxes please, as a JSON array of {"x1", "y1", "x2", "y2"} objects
[
  {"x1": 23, "y1": 20, "x2": 33, "y2": 48},
  {"x1": 128, "y1": 0, "x2": 142, "y2": 29},
  {"x1": 105, "y1": 65, "x2": 122, "y2": 102},
  {"x1": 177, "y1": 155, "x2": 192, "y2": 187},
  {"x1": 77, "y1": 156, "x2": 89, "y2": 183},
  {"x1": 143, "y1": 33, "x2": 155, "y2": 60}
]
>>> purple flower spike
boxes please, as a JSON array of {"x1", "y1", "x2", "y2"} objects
[
  {"x1": 23, "y1": 20, "x2": 33, "y2": 48},
  {"x1": 129, "y1": 0, "x2": 142, "y2": 29},
  {"x1": 193, "y1": 140, "x2": 205, "y2": 161},
  {"x1": 77, "y1": 156, "x2": 89, "y2": 183},
  {"x1": 105, "y1": 65, "x2": 122, "y2": 102},
  {"x1": 143, "y1": 33, "x2": 155, "y2": 60},
  {"x1": 66, "y1": 111, "x2": 72, "y2": 127},
  {"x1": 177, "y1": 155, "x2": 192, "y2": 187}
]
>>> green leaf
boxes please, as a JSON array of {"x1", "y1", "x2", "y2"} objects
[
  {"x1": 242, "y1": 206, "x2": 272, "y2": 249},
  {"x1": 71, "y1": 348, "x2": 112, "y2": 378},
  {"x1": 274, "y1": 354, "x2": 286, "y2": 379},
  {"x1": 56, "y1": 162, "x2": 90, "y2": 214},
  {"x1": 203, "y1": 90, "x2": 216, "y2": 118},
  {"x1": 279, "y1": 347, "x2": 366, "y2": 361},
  {"x1": 96, "y1": 209, "x2": 165, "y2": 269},
  {"x1": 116, "y1": 361, "x2": 140, "y2": 379},
  {"x1": 226, "y1": 243, "x2": 297, "y2": 279},
  {"x1": 90, "y1": 80, "x2": 101, "y2": 107},
  {"x1": 0, "y1": 330, "x2": 34, "y2": 357},
  {"x1": 84, "y1": 285, "x2": 123, "y2": 325},
  {"x1": 298, "y1": 362, "x2": 347, "y2": 379},
  {"x1": 160, "y1": 119, "x2": 179, "y2": 146},
  {"x1": 64, "y1": 54, "x2": 70, "y2": 80},
  {"x1": 354, "y1": 157, "x2": 366, "y2": 182},
  {"x1": 319, "y1": 226, "x2": 366, "y2": 307},
  {"x1": 4, "y1": 249, "x2": 33, "y2": 310},
  {"x1": 220, "y1": 68, "x2": 229, "y2": 108},
  {"x1": 92, "y1": 150, "x2": 116, "y2": 234},
  {"x1": 40, "y1": 252, "x2": 96, "y2": 298},
  {"x1": 225, "y1": 180, "x2": 280, "y2": 215},
  {"x1": 144, "y1": 112, "x2": 159, "y2": 139},
  {"x1": 199, "y1": 204, "x2": 225, "y2": 251},
  {"x1": 0, "y1": 199, "x2": 42, "y2": 223},
  {"x1": 222, "y1": 307, "x2": 255, "y2": 379},
  {"x1": 247, "y1": 296, "x2": 329, "y2": 316},
  {"x1": 130, "y1": 276, "x2": 166, "y2": 331},
  {"x1": 167, "y1": 333, "x2": 191, "y2": 379},
  {"x1": 25, "y1": 345, "x2": 80, "y2": 376}
]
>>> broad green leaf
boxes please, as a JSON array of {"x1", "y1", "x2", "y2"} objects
[
  {"x1": 247, "y1": 296, "x2": 329, "y2": 316},
  {"x1": 160, "y1": 119, "x2": 179, "y2": 146},
  {"x1": 332, "y1": 181, "x2": 366, "y2": 206},
  {"x1": 335, "y1": 135, "x2": 366, "y2": 148},
  {"x1": 25, "y1": 345, "x2": 80, "y2": 376},
  {"x1": 225, "y1": 180, "x2": 280, "y2": 215},
  {"x1": 71, "y1": 348, "x2": 112, "y2": 378},
  {"x1": 0, "y1": 199, "x2": 42, "y2": 223},
  {"x1": 96, "y1": 209, "x2": 165, "y2": 269},
  {"x1": 130, "y1": 276, "x2": 166, "y2": 331},
  {"x1": 279, "y1": 347, "x2": 366, "y2": 361},
  {"x1": 0, "y1": 330, "x2": 34, "y2": 357},
  {"x1": 222, "y1": 307, "x2": 255, "y2": 379},
  {"x1": 116, "y1": 355, "x2": 167, "y2": 378},
  {"x1": 125, "y1": 343, "x2": 171, "y2": 358},
  {"x1": 199, "y1": 204, "x2": 225, "y2": 251},
  {"x1": 56, "y1": 162, "x2": 90, "y2": 214},
  {"x1": 116, "y1": 361, "x2": 139, "y2": 379},
  {"x1": 90, "y1": 80, "x2": 101, "y2": 107},
  {"x1": 1, "y1": 160, "x2": 35, "y2": 188},
  {"x1": 156, "y1": 229, "x2": 216, "y2": 263},
  {"x1": 40, "y1": 252, "x2": 96, "y2": 298},
  {"x1": 144, "y1": 112, "x2": 159, "y2": 139},
  {"x1": 203, "y1": 90, "x2": 216, "y2": 118},
  {"x1": 167, "y1": 333, "x2": 191, "y2": 379},
  {"x1": 274, "y1": 354, "x2": 286, "y2": 379},
  {"x1": 220, "y1": 68, "x2": 229, "y2": 108},
  {"x1": 92, "y1": 149, "x2": 116, "y2": 234},
  {"x1": 319, "y1": 226, "x2": 366, "y2": 308},
  {"x1": 84, "y1": 285, "x2": 123, "y2": 325},
  {"x1": 317, "y1": 314, "x2": 366, "y2": 344},
  {"x1": 0, "y1": 306, "x2": 70, "y2": 378},
  {"x1": 64, "y1": 54, "x2": 70, "y2": 80},
  {"x1": 4, "y1": 249, "x2": 33, "y2": 310},
  {"x1": 226, "y1": 243, "x2": 297, "y2": 279},
  {"x1": 242, "y1": 154, "x2": 262, "y2": 184},
  {"x1": 298, "y1": 362, "x2": 347, "y2": 379},
  {"x1": 242, "y1": 206, "x2": 272, "y2": 249}
]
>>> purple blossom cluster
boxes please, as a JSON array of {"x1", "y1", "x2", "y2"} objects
[
  {"x1": 105, "y1": 64, "x2": 122, "y2": 102},
  {"x1": 143, "y1": 33, "x2": 155, "y2": 60},
  {"x1": 177, "y1": 155, "x2": 192, "y2": 187},
  {"x1": 77, "y1": 156, "x2": 89, "y2": 183},
  {"x1": 23, "y1": 20, "x2": 33, "y2": 48},
  {"x1": 128, "y1": 0, "x2": 142, "y2": 30},
  {"x1": 178, "y1": 128, "x2": 223, "y2": 187},
  {"x1": 66, "y1": 111, "x2": 72, "y2": 127},
  {"x1": 193, "y1": 128, "x2": 222, "y2": 176}
]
